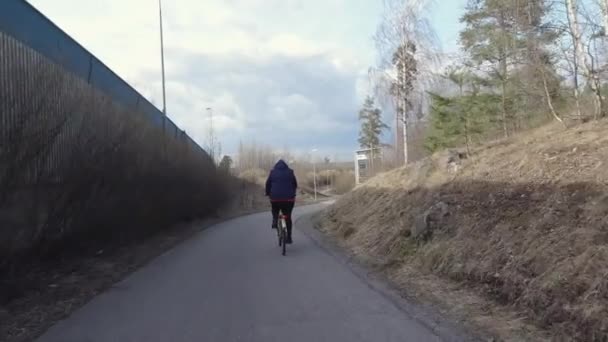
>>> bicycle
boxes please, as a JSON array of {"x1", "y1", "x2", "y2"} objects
[{"x1": 276, "y1": 211, "x2": 288, "y2": 256}]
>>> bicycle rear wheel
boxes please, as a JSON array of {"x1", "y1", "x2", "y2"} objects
[
  {"x1": 281, "y1": 229, "x2": 286, "y2": 256},
  {"x1": 280, "y1": 218, "x2": 287, "y2": 256}
]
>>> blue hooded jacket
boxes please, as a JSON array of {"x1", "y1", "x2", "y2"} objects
[{"x1": 265, "y1": 160, "x2": 298, "y2": 201}]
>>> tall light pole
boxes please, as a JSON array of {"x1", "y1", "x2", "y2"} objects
[
  {"x1": 159, "y1": 0, "x2": 167, "y2": 116},
  {"x1": 311, "y1": 148, "x2": 318, "y2": 201},
  {"x1": 206, "y1": 107, "x2": 215, "y2": 161}
]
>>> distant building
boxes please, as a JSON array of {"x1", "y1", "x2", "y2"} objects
[{"x1": 354, "y1": 147, "x2": 385, "y2": 185}]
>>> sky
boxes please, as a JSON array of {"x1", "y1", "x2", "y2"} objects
[{"x1": 28, "y1": 0, "x2": 466, "y2": 160}]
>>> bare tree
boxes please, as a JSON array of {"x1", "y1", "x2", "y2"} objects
[
  {"x1": 372, "y1": 0, "x2": 440, "y2": 165},
  {"x1": 518, "y1": 0, "x2": 565, "y2": 125},
  {"x1": 600, "y1": 0, "x2": 608, "y2": 36},
  {"x1": 565, "y1": 0, "x2": 605, "y2": 118}
]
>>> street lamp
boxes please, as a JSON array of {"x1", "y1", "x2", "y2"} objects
[
  {"x1": 206, "y1": 107, "x2": 215, "y2": 160},
  {"x1": 311, "y1": 148, "x2": 318, "y2": 201},
  {"x1": 158, "y1": 0, "x2": 167, "y2": 116}
]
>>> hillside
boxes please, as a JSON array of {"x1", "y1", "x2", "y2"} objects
[{"x1": 320, "y1": 120, "x2": 608, "y2": 341}]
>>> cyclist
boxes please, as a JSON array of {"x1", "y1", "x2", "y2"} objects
[{"x1": 265, "y1": 159, "x2": 298, "y2": 244}]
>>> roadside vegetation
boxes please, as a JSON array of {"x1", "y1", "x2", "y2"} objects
[
  {"x1": 0, "y1": 33, "x2": 252, "y2": 342},
  {"x1": 325, "y1": 0, "x2": 608, "y2": 340}
]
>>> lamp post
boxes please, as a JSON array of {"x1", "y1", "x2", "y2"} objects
[
  {"x1": 159, "y1": 0, "x2": 167, "y2": 116},
  {"x1": 206, "y1": 107, "x2": 215, "y2": 161},
  {"x1": 311, "y1": 148, "x2": 318, "y2": 201}
]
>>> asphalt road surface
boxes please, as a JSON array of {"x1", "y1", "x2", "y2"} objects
[{"x1": 38, "y1": 204, "x2": 477, "y2": 342}]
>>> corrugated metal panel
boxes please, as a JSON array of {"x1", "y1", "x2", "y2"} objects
[{"x1": 0, "y1": 0, "x2": 207, "y2": 159}]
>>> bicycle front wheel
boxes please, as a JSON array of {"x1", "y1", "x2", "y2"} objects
[
  {"x1": 281, "y1": 220, "x2": 287, "y2": 256},
  {"x1": 282, "y1": 234, "x2": 286, "y2": 256}
]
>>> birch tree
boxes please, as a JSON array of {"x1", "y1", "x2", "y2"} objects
[
  {"x1": 565, "y1": 0, "x2": 605, "y2": 118},
  {"x1": 372, "y1": 0, "x2": 440, "y2": 165}
]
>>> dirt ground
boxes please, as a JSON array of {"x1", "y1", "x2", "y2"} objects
[{"x1": 321, "y1": 120, "x2": 608, "y2": 341}]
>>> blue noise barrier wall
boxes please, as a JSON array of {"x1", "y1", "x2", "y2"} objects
[
  {"x1": 0, "y1": 0, "x2": 204, "y2": 155},
  {"x1": 0, "y1": 0, "x2": 225, "y2": 263}
]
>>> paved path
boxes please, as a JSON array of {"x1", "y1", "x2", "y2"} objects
[{"x1": 38, "y1": 204, "x2": 476, "y2": 342}]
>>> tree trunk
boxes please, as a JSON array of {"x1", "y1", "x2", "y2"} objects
[
  {"x1": 394, "y1": 97, "x2": 400, "y2": 165},
  {"x1": 498, "y1": 12, "x2": 509, "y2": 137},
  {"x1": 402, "y1": 103, "x2": 409, "y2": 165},
  {"x1": 540, "y1": 67, "x2": 564, "y2": 125},
  {"x1": 566, "y1": 0, "x2": 602, "y2": 119},
  {"x1": 566, "y1": 0, "x2": 585, "y2": 75},
  {"x1": 501, "y1": 79, "x2": 509, "y2": 137},
  {"x1": 401, "y1": 32, "x2": 409, "y2": 165},
  {"x1": 573, "y1": 52, "x2": 583, "y2": 121},
  {"x1": 588, "y1": 55, "x2": 604, "y2": 119},
  {"x1": 531, "y1": 39, "x2": 564, "y2": 126},
  {"x1": 459, "y1": 83, "x2": 471, "y2": 155},
  {"x1": 602, "y1": 0, "x2": 608, "y2": 36},
  {"x1": 592, "y1": 83, "x2": 603, "y2": 119},
  {"x1": 370, "y1": 146, "x2": 375, "y2": 176},
  {"x1": 464, "y1": 115, "x2": 471, "y2": 157}
]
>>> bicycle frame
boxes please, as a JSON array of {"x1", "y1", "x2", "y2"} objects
[{"x1": 277, "y1": 211, "x2": 288, "y2": 256}]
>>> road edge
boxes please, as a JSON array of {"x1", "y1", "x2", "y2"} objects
[
  {"x1": 295, "y1": 210, "x2": 485, "y2": 342},
  {"x1": 2, "y1": 205, "x2": 276, "y2": 342}
]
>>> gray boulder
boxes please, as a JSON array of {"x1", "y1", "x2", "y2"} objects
[{"x1": 412, "y1": 201, "x2": 450, "y2": 239}]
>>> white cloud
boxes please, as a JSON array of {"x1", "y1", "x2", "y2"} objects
[
  {"x1": 28, "y1": 0, "x2": 382, "y2": 159},
  {"x1": 265, "y1": 33, "x2": 323, "y2": 57}
]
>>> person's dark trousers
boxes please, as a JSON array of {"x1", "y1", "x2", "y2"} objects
[{"x1": 271, "y1": 201, "x2": 295, "y2": 240}]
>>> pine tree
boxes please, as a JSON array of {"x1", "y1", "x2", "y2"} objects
[
  {"x1": 460, "y1": 0, "x2": 530, "y2": 136},
  {"x1": 425, "y1": 69, "x2": 501, "y2": 154},
  {"x1": 219, "y1": 155, "x2": 233, "y2": 173},
  {"x1": 358, "y1": 96, "x2": 388, "y2": 150},
  {"x1": 460, "y1": 0, "x2": 561, "y2": 133},
  {"x1": 390, "y1": 42, "x2": 418, "y2": 123}
]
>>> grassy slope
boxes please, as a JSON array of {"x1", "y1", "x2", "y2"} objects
[{"x1": 322, "y1": 120, "x2": 608, "y2": 341}]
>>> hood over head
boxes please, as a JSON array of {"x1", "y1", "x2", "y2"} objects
[{"x1": 274, "y1": 159, "x2": 289, "y2": 170}]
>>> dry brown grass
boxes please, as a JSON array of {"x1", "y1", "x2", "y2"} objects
[
  {"x1": 238, "y1": 168, "x2": 268, "y2": 186},
  {"x1": 301, "y1": 169, "x2": 356, "y2": 195},
  {"x1": 333, "y1": 171, "x2": 356, "y2": 195},
  {"x1": 239, "y1": 166, "x2": 356, "y2": 198},
  {"x1": 322, "y1": 119, "x2": 608, "y2": 341}
]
